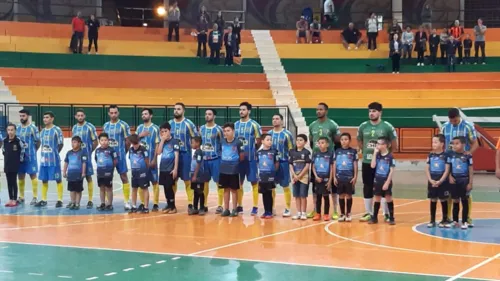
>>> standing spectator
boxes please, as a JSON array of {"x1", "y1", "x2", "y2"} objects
[
  {"x1": 71, "y1": 11, "x2": 85, "y2": 54},
  {"x1": 323, "y1": 0, "x2": 334, "y2": 30},
  {"x1": 440, "y1": 28, "x2": 449, "y2": 64},
  {"x1": 463, "y1": 34, "x2": 472, "y2": 64},
  {"x1": 366, "y1": 12, "x2": 378, "y2": 51},
  {"x1": 87, "y1": 14, "x2": 100, "y2": 54},
  {"x1": 196, "y1": 15, "x2": 209, "y2": 58},
  {"x1": 429, "y1": 28, "x2": 440, "y2": 65},
  {"x1": 415, "y1": 26, "x2": 428, "y2": 66},
  {"x1": 224, "y1": 26, "x2": 237, "y2": 66},
  {"x1": 388, "y1": 20, "x2": 402, "y2": 41},
  {"x1": 296, "y1": 16, "x2": 309, "y2": 44},
  {"x1": 474, "y1": 18, "x2": 487, "y2": 64},
  {"x1": 214, "y1": 11, "x2": 225, "y2": 34},
  {"x1": 390, "y1": 33, "x2": 402, "y2": 74},
  {"x1": 309, "y1": 18, "x2": 322, "y2": 43},
  {"x1": 402, "y1": 26, "x2": 414, "y2": 60},
  {"x1": 446, "y1": 36, "x2": 459, "y2": 72},
  {"x1": 199, "y1": 5, "x2": 211, "y2": 25},
  {"x1": 209, "y1": 23, "x2": 222, "y2": 65},
  {"x1": 231, "y1": 17, "x2": 242, "y2": 45},
  {"x1": 421, "y1": 4, "x2": 432, "y2": 32},
  {"x1": 3, "y1": 124, "x2": 24, "y2": 207},
  {"x1": 167, "y1": 1, "x2": 180, "y2": 42},
  {"x1": 341, "y1": 22, "x2": 362, "y2": 50},
  {"x1": 449, "y1": 20, "x2": 464, "y2": 64}
]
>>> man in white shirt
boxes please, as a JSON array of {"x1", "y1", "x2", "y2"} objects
[{"x1": 323, "y1": 0, "x2": 334, "y2": 29}]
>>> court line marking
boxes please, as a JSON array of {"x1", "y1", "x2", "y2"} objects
[
  {"x1": 412, "y1": 218, "x2": 500, "y2": 246},
  {"x1": 57, "y1": 275, "x2": 72, "y2": 279},
  {"x1": 445, "y1": 253, "x2": 500, "y2": 281},
  {"x1": 28, "y1": 273, "x2": 43, "y2": 276}
]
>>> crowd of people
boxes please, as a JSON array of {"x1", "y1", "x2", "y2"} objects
[{"x1": 0, "y1": 103, "x2": 477, "y2": 229}]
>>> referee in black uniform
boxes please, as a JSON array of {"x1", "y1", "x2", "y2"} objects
[{"x1": 3, "y1": 123, "x2": 24, "y2": 207}]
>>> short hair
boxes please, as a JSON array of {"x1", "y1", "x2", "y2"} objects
[
  {"x1": 453, "y1": 136, "x2": 466, "y2": 144},
  {"x1": 296, "y1": 133, "x2": 308, "y2": 142},
  {"x1": 142, "y1": 108, "x2": 153, "y2": 115},
  {"x1": 318, "y1": 102, "x2": 329, "y2": 110},
  {"x1": 318, "y1": 136, "x2": 329, "y2": 142},
  {"x1": 273, "y1": 113, "x2": 283, "y2": 120},
  {"x1": 239, "y1": 102, "x2": 252, "y2": 111},
  {"x1": 340, "y1": 132, "x2": 351, "y2": 140},
  {"x1": 19, "y1": 109, "x2": 30, "y2": 116},
  {"x1": 43, "y1": 111, "x2": 55, "y2": 118},
  {"x1": 223, "y1": 122, "x2": 235, "y2": 130},
  {"x1": 434, "y1": 134, "x2": 446, "y2": 144},
  {"x1": 206, "y1": 108, "x2": 217, "y2": 116},
  {"x1": 175, "y1": 102, "x2": 186, "y2": 110},
  {"x1": 368, "y1": 102, "x2": 383, "y2": 112},
  {"x1": 72, "y1": 136, "x2": 82, "y2": 143},
  {"x1": 6, "y1": 123, "x2": 16, "y2": 130},
  {"x1": 98, "y1": 133, "x2": 109, "y2": 140},
  {"x1": 160, "y1": 122, "x2": 171, "y2": 131},
  {"x1": 377, "y1": 137, "x2": 389, "y2": 144},
  {"x1": 108, "y1": 105, "x2": 119, "y2": 112},
  {"x1": 448, "y1": 108, "x2": 460, "y2": 119},
  {"x1": 192, "y1": 136, "x2": 202, "y2": 144},
  {"x1": 128, "y1": 134, "x2": 139, "y2": 144},
  {"x1": 75, "y1": 108, "x2": 85, "y2": 114},
  {"x1": 261, "y1": 133, "x2": 271, "y2": 140}
]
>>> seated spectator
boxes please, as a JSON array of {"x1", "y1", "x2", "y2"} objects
[
  {"x1": 309, "y1": 18, "x2": 322, "y2": 44},
  {"x1": 296, "y1": 16, "x2": 309, "y2": 43},
  {"x1": 390, "y1": 33, "x2": 402, "y2": 74},
  {"x1": 341, "y1": 22, "x2": 362, "y2": 50},
  {"x1": 439, "y1": 28, "x2": 449, "y2": 64},
  {"x1": 209, "y1": 23, "x2": 222, "y2": 65},
  {"x1": 197, "y1": 15, "x2": 209, "y2": 58},
  {"x1": 429, "y1": 28, "x2": 440, "y2": 65},
  {"x1": 402, "y1": 26, "x2": 414, "y2": 60},
  {"x1": 388, "y1": 19, "x2": 402, "y2": 41},
  {"x1": 414, "y1": 25, "x2": 427, "y2": 66}
]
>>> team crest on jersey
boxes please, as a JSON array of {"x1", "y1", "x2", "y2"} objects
[
  {"x1": 13, "y1": 144, "x2": 18, "y2": 151},
  {"x1": 81, "y1": 143, "x2": 87, "y2": 148},
  {"x1": 141, "y1": 141, "x2": 149, "y2": 150},
  {"x1": 109, "y1": 139, "x2": 118, "y2": 147}
]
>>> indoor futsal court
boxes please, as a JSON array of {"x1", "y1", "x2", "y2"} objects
[{"x1": 0, "y1": 170, "x2": 499, "y2": 281}]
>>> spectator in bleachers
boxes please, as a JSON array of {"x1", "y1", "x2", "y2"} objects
[
  {"x1": 199, "y1": 5, "x2": 211, "y2": 24},
  {"x1": 440, "y1": 28, "x2": 449, "y2": 64},
  {"x1": 224, "y1": 26, "x2": 238, "y2": 66},
  {"x1": 474, "y1": 18, "x2": 487, "y2": 64},
  {"x1": 415, "y1": 25, "x2": 427, "y2": 66},
  {"x1": 296, "y1": 16, "x2": 309, "y2": 43},
  {"x1": 463, "y1": 34, "x2": 472, "y2": 64},
  {"x1": 388, "y1": 19, "x2": 402, "y2": 41},
  {"x1": 402, "y1": 26, "x2": 414, "y2": 60},
  {"x1": 196, "y1": 15, "x2": 209, "y2": 58},
  {"x1": 421, "y1": 4, "x2": 432, "y2": 32},
  {"x1": 341, "y1": 22, "x2": 362, "y2": 50},
  {"x1": 429, "y1": 28, "x2": 440, "y2": 65},
  {"x1": 87, "y1": 14, "x2": 100, "y2": 55},
  {"x1": 71, "y1": 11, "x2": 85, "y2": 54},
  {"x1": 449, "y1": 20, "x2": 464, "y2": 64},
  {"x1": 215, "y1": 11, "x2": 225, "y2": 35},
  {"x1": 167, "y1": 1, "x2": 180, "y2": 42},
  {"x1": 209, "y1": 23, "x2": 222, "y2": 65},
  {"x1": 366, "y1": 12, "x2": 378, "y2": 51},
  {"x1": 446, "y1": 36, "x2": 459, "y2": 72},
  {"x1": 390, "y1": 33, "x2": 402, "y2": 74},
  {"x1": 309, "y1": 18, "x2": 323, "y2": 44},
  {"x1": 323, "y1": 0, "x2": 334, "y2": 30},
  {"x1": 231, "y1": 17, "x2": 242, "y2": 45}
]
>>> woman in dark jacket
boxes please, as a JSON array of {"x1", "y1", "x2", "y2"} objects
[
  {"x1": 87, "y1": 14, "x2": 100, "y2": 54},
  {"x1": 214, "y1": 11, "x2": 225, "y2": 34},
  {"x1": 414, "y1": 25, "x2": 428, "y2": 66},
  {"x1": 197, "y1": 15, "x2": 209, "y2": 58},
  {"x1": 224, "y1": 26, "x2": 238, "y2": 66},
  {"x1": 208, "y1": 23, "x2": 222, "y2": 65},
  {"x1": 389, "y1": 33, "x2": 403, "y2": 73},
  {"x1": 231, "y1": 16, "x2": 242, "y2": 45},
  {"x1": 199, "y1": 5, "x2": 211, "y2": 25}
]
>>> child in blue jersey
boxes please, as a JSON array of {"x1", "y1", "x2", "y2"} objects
[
  {"x1": 425, "y1": 134, "x2": 450, "y2": 228},
  {"x1": 128, "y1": 134, "x2": 151, "y2": 214},
  {"x1": 289, "y1": 134, "x2": 311, "y2": 220},
  {"x1": 95, "y1": 133, "x2": 117, "y2": 211},
  {"x1": 369, "y1": 137, "x2": 396, "y2": 225},
  {"x1": 333, "y1": 133, "x2": 358, "y2": 222},
  {"x1": 157, "y1": 122, "x2": 180, "y2": 214},
  {"x1": 190, "y1": 136, "x2": 209, "y2": 215},
  {"x1": 219, "y1": 123, "x2": 245, "y2": 217},
  {"x1": 447, "y1": 136, "x2": 473, "y2": 229},
  {"x1": 257, "y1": 134, "x2": 279, "y2": 219},
  {"x1": 312, "y1": 137, "x2": 333, "y2": 221},
  {"x1": 63, "y1": 136, "x2": 87, "y2": 210}
]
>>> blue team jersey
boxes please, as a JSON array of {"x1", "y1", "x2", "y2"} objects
[
  {"x1": 375, "y1": 153, "x2": 395, "y2": 181},
  {"x1": 16, "y1": 123, "x2": 39, "y2": 162},
  {"x1": 235, "y1": 119, "x2": 262, "y2": 161},
  {"x1": 441, "y1": 120, "x2": 477, "y2": 151},
  {"x1": 257, "y1": 148, "x2": 279, "y2": 183},
  {"x1": 220, "y1": 138, "x2": 244, "y2": 175},
  {"x1": 95, "y1": 147, "x2": 117, "y2": 178},
  {"x1": 72, "y1": 122, "x2": 97, "y2": 158},
  {"x1": 313, "y1": 151, "x2": 334, "y2": 179},
  {"x1": 427, "y1": 152, "x2": 447, "y2": 176},
  {"x1": 190, "y1": 148, "x2": 208, "y2": 182},
  {"x1": 334, "y1": 147, "x2": 358, "y2": 181},
  {"x1": 269, "y1": 129, "x2": 294, "y2": 162},
  {"x1": 169, "y1": 118, "x2": 198, "y2": 152},
  {"x1": 200, "y1": 124, "x2": 223, "y2": 159},
  {"x1": 39, "y1": 126, "x2": 64, "y2": 167},
  {"x1": 103, "y1": 120, "x2": 131, "y2": 160},
  {"x1": 159, "y1": 138, "x2": 180, "y2": 172},
  {"x1": 129, "y1": 146, "x2": 149, "y2": 178},
  {"x1": 65, "y1": 149, "x2": 87, "y2": 181},
  {"x1": 136, "y1": 123, "x2": 160, "y2": 160},
  {"x1": 447, "y1": 152, "x2": 473, "y2": 178}
]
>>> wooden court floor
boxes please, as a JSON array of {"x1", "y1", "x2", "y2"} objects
[{"x1": 0, "y1": 172, "x2": 499, "y2": 281}]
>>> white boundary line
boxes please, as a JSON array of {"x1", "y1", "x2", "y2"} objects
[{"x1": 445, "y1": 253, "x2": 500, "y2": 281}]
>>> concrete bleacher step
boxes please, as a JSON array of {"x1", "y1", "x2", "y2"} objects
[
  {"x1": 263, "y1": 65, "x2": 284, "y2": 71},
  {"x1": 265, "y1": 71, "x2": 288, "y2": 79}
]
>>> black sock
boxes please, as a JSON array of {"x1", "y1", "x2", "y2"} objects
[
  {"x1": 339, "y1": 198, "x2": 346, "y2": 215},
  {"x1": 441, "y1": 200, "x2": 448, "y2": 222},
  {"x1": 193, "y1": 192, "x2": 200, "y2": 209},
  {"x1": 430, "y1": 201, "x2": 437, "y2": 222},
  {"x1": 462, "y1": 198, "x2": 469, "y2": 224},
  {"x1": 199, "y1": 192, "x2": 205, "y2": 210},
  {"x1": 316, "y1": 194, "x2": 322, "y2": 214},
  {"x1": 453, "y1": 202, "x2": 460, "y2": 222},
  {"x1": 346, "y1": 198, "x2": 353, "y2": 214},
  {"x1": 373, "y1": 201, "x2": 381, "y2": 219},
  {"x1": 324, "y1": 195, "x2": 330, "y2": 215},
  {"x1": 264, "y1": 192, "x2": 272, "y2": 213},
  {"x1": 387, "y1": 201, "x2": 394, "y2": 220}
]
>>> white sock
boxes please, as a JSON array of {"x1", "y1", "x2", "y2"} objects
[
  {"x1": 381, "y1": 198, "x2": 389, "y2": 215},
  {"x1": 364, "y1": 198, "x2": 373, "y2": 215}
]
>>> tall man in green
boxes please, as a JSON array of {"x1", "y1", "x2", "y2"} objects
[
  {"x1": 357, "y1": 102, "x2": 398, "y2": 222},
  {"x1": 308, "y1": 103, "x2": 341, "y2": 218}
]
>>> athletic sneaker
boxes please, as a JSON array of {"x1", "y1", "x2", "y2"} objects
[
  {"x1": 388, "y1": 218, "x2": 396, "y2": 225},
  {"x1": 72, "y1": 204, "x2": 80, "y2": 210},
  {"x1": 97, "y1": 203, "x2": 106, "y2": 211},
  {"x1": 338, "y1": 215, "x2": 346, "y2": 222},
  {"x1": 283, "y1": 209, "x2": 291, "y2": 217},
  {"x1": 312, "y1": 214, "x2": 321, "y2": 221},
  {"x1": 360, "y1": 213, "x2": 372, "y2": 222},
  {"x1": 129, "y1": 207, "x2": 137, "y2": 214},
  {"x1": 230, "y1": 209, "x2": 238, "y2": 217},
  {"x1": 188, "y1": 208, "x2": 195, "y2": 215},
  {"x1": 265, "y1": 213, "x2": 273, "y2": 219},
  {"x1": 260, "y1": 212, "x2": 268, "y2": 219},
  {"x1": 368, "y1": 218, "x2": 378, "y2": 224},
  {"x1": 204, "y1": 207, "x2": 208, "y2": 212},
  {"x1": 237, "y1": 206, "x2": 244, "y2": 214},
  {"x1": 87, "y1": 201, "x2": 93, "y2": 209},
  {"x1": 221, "y1": 209, "x2": 230, "y2": 217},
  {"x1": 461, "y1": 222, "x2": 469, "y2": 229},
  {"x1": 292, "y1": 214, "x2": 300, "y2": 220},
  {"x1": 55, "y1": 201, "x2": 63, "y2": 208},
  {"x1": 198, "y1": 209, "x2": 206, "y2": 216},
  {"x1": 169, "y1": 208, "x2": 177, "y2": 214},
  {"x1": 215, "y1": 206, "x2": 223, "y2": 214},
  {"x1": 332, "y1": 212, "x2": 339, "y2": 220},
  {"x1": 138, "y1": 204, "x2": 145, "y2": 212},
  {"x1": 152, "y1": 204, "x2": 159, "y2": 212},
  {"x1": 438, "y1": 220, "x2": 446, "y2": 228},
  {"x1": 105, "y1": 205, "x2": 114, "y2": 211},
  {"x1": 345, "y1": 214, "x2": 352, "y2": 222},
  {"x1": 300, "y1": 213, "x2": 307, "y2": 220},
  {"x1": 307, "y1": 210, "x2": 316, "y2": 219},
  {"x1": 124, "y1": 202, "x2": 132, "y2": 210},
  {"x1": 188, "y1": 204, "x2": 194, "y2": 213},
  {"x1": 34, "y1": 200, "x2": 47, "y2": 207},
  {"x1": 427, "y1": 221, "x2": 436, "y2": 228},
  {"x1": 142, "y1": 208, "x2": 150, "y2": 214},
  {"x1": 30, "y1": 198, "x2": 38, "y2": 206},
  {"x1": 17, "y1": 198, "x2": 25, "y2": 204},
  {"x1": 66, "y1": 202, "x2": 73, "y2": 208},
  {"x1": 467, "y1": 218, "x2": 474, "y2": 227},
  {"x1": 191, "y1": 209, "x2": 200, "y2": 215},
  {"x1": 251, "y1": 207, "x2": 258, "y2": 216},
  {"x1": 323, "y1": 214, "x2": 331, "y2": 221},
  {"x1": 162, "y1": 207, "x2": 170, "y2": 213},
  {"x1": 384, "y1": 214, "x2": 390, "y2": 223}
]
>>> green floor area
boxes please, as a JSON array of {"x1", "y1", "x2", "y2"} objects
[
  {"x1": 0, "y1": 243, "x2": 487, "y2": 281},
  {"x1": 0, "y1": 52, "x2": 263, "y2": 73}
]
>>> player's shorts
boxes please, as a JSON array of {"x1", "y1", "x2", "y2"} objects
[
  {"x1": 149, "y1": 168, "x2": 159, "y2": 184},
  {"x1": 298, "y1": 30, "x2": 306, "y2": 38},
  {"x1": 132, "y1": 176, "x2": 150, "y2": 189},
  {"x1": 204, "y1": 157, "x2": 220, "y2": 182},
  {"x1": 38, "y1": 165, "x2": 61, "y2": 182},
  {"x1": 239, "y1": 160, "x2": 258, "y2": 183},
  {"x1": 178, "y1": 151, "x2": 192, "y2": 181},
  {"x1": 276, "y1": 161, "x2": 290, "y2": 187},
  {"x1": 293, "y1": 181, "x2": 308, "y2": 198},
  {"x1": 218, "y1": 173, "x2": 240, "y2": 190},
  {"x1": 315, "y1": 178, "x2": 330, "y2": 195},
  {"x1": 68, "y1": 180, "x2": 84, "y2": 192},
  {"x1": 362, "y1": 163, "x2": 376, "y2": 198},
  {"x1": 427, "y1": 174, "x2": 450, "y2": 199},
  {"x1": 312, "y1": 31, "x2": 321, "y2": 38},
  {"x1": 116, "y1": 157, "x2": 128, "y2": 174},
  {"x1": 259, "y1": 182, "x2": 275, "y2": 193},
  {"x1": 450, "y1": 178, "x2": 471, "y2": 199},
  {"x1": 97, "y1": 177, "x2": 113, "y2": 188},
  {"x1": 374, "y1": 179, "x2": 393, "y2": 197},
  {"x1": 337, "y1": 181, "x2": 354, "y2": 195},
  {"x1": 159, "y1": 171, "x2": 175, "y2": 187},
  {"x1": 18, "y1": 159, "x2": 38, "y2": 175}
]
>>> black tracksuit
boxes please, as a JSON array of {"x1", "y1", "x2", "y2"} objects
[{"x1": 3, "y1": 136, "x2": 24, "y2": 200}]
